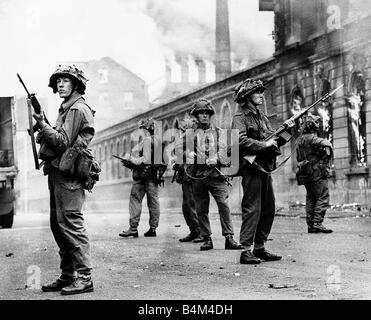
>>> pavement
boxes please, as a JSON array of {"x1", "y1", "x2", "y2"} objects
[{"x1": 1, "y1": 209, "x2": 371, "y2": 300}]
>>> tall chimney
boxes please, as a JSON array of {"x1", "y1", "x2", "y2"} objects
[{"x1": 215, "y1": 0, "x2": 231, "y2": 81}]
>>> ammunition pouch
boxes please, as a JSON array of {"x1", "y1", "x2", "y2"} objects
[
  {"x1": 296, "y1": 160, "x2": 314, "y2": 185},
  {"x1": 38, "y1": 142, "x2": 58, "y2": 161},
  {"x1": 59, "y1": 146, "x2": 80, "y2": 175},
  {"x1": 59, "y1": 146, "x2": 101, "y2": 191}
]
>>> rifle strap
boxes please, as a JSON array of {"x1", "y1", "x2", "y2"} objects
[{"x1": 184, "y1": 164, "x2": 214, "y2": 181}]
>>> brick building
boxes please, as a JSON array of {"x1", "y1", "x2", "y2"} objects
[{"x1": 87, "y1": 0, "x2": 371, "y2": 213}]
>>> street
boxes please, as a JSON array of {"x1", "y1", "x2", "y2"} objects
[{"x1": 1, "y1": 209, "x2": 371, "y2": 300}]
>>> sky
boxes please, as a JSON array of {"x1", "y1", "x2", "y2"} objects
[{"x1": 0, "y1": 0, "x2": 274, "y2": 100}]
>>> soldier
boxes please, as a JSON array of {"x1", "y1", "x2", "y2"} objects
[
  {"x1": 119, "y1": 118, "x2": 163, "y2": 238},
  {"x1": 168, "y1": 117, "x2": 203, "y2": 243},
  {"x1": 296, "y1": 114, "x2": 333, "y2": 233},
  {"x1": 187, "y1": 99, "x2": 242, "y2": 251},
  {"x1": 232, "y1": 78, "x2": 290, "y2": 264},
  {"x1": 31, "y1": 64, "x2": 95, "y2": 294}
]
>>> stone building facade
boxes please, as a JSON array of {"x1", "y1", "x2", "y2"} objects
[{"x1": 87, "y1": 1, "x2": 371, "y2": 213}]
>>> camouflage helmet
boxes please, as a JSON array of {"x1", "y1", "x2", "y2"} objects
[
  {"x1": 178, "y1": 117, "x2": 196, "y2": 131},
  {"x1": 138, "y1": 117, "x2": 155, "y2": 132},
  {"x1": 49, "y1": 64, "x2": 88, "y2": 95},
  {"x1": 189, "y1": 98, "x2": 215, "y2": 116},
  {"x1": 233, "y1": 78, "x2": 265, "y2": 103},
  {"x1": 303, "y1": 113, "x2": 320, "y2": 133}
]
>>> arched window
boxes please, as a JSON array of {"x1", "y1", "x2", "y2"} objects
[
  {"x1": 163, "y1": 121, "x2": 169, "y2": 132},
  {"x1": 173, "y1": 117, "x2": 180, "y2": 129},
  {"x1": 116, "y1": 140, "x2": 121, "y2": 179},
  {"x1": 111, "y1": 141, "x2": 115, "y2": 180},
  {"x1": 220, "y1": 101, "x2": 232, "y2": 129},
  {"x1": 123, "y1": 138, "x2": 129, "y2": 177}
]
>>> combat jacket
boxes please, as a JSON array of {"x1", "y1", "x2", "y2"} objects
[
  {"x1": 131, "y1": 134, "x2": 164, "y2": 182},
  {"x1": 185, "y1": 122, "x2": 228, "y2": 180},
  {"x1": 231, "y1": 102, "x2": 276, "y2": 173},
  {"x1": 296, "y1": 133, "x2": 333, "y2": 183},
  {"x1": 38, "y1": 92, "x2": 95, "y2": 173}
]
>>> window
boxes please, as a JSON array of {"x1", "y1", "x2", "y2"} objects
[
  {"x1": 116, "y1": 140, "x2": 121, "y2": 179},
  {"x1": 347, "y1": 69, "x2": 367, "y2": 166},
  {"x1": 98, "y1": 69, "x2": 108, "y2": 83},
  {"x1": 99, "y1": 93, "x2": 109, "y2": 108},
  {"x1": 123, "y1": 139, "x2": 129, "y2": 177},
  {"x1": 123, "y1": 92, "x2": 134, "y2": 102}
]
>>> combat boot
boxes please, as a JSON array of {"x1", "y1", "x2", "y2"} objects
[
  {"x1": 144, "y1": 227, "x2": 157, "y2": 237},
  {"x1": 60, "y1": 274, "x2": 93, "y2": 295},
  {"x1": 240, "y1": 250, "x2": 261, "y2": 265},
  {"x1": 225, "y1": 235, "x2": 243, "y2": 250},
  {"x1": 179, "y1": 232, "x2": 199, "y2": 242},
  {"x1": 308, "y1": 223, "x2": 333, "y2": 234},
  {"x1": 41, "y1": 276, "x2": 75, "y2": 292},
  {"x1": 192, "y1": 235, "x2": 204, "y2": 243},
  {"x1": 119, "y1": 228, "x2": 138, "y2": 238},
  {"x1": 200, "y1": 237, "x2": 213, "y2": 251},
  {"x1": 253, "y1": 248, "x2": 282, "y2": 261}
]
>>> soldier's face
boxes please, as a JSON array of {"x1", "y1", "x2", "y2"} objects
[
  {"x1": 57, "y1": 77, "x2": 74, "y2": 99},
  {"x1": 250, "y1": 91, "x2": 264, "y2": 105},
  {"x1": 197, "y1": 111, "x2": 211, "y2": 125}
]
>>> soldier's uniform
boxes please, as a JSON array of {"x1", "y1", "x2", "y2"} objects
[
  {"x1": 296, "y1": 114, "x2": 333, "y2": 233},
  {"x1": 187, "y1": 99, "x2": 242, "y2": 251},
  {"x1": 232, "y1": 79, "x2": 282, "y2": 264},
  {"x1": 119, "y1": 118, "x2": 163, "y2": 238},
  {"x1": 169, "y1": 118, "x2": 202, "y2": 243},
  {"x1": 36, "y1": 65, "x2": 95, "y2": 294}
]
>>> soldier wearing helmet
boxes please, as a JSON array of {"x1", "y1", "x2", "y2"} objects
[
  {"x1": 296, "y1": 113, "x2": 333, "y2": 233},
  {"x1": 232, "y1": 78, "x2": 283, "y2": 265},
  {"x1": 165, "y1": 116, "x2": 203, "y2": 243},
  {"x1": 119, "y1": 117, "x2": 164, "y2": 239},
  {"x1": 185, "y1": 98, "x2": 242, "y2": 251},
  {"x1": 31, "y1": 64, "x2": 95, "y2": 295}
]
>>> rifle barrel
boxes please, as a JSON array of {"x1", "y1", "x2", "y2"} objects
[{"x1": 17, "y1": 73, "x2": 31, "y2": 97}]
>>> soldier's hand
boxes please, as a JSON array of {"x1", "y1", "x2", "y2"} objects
[
  {"x1": 29, "y1": 98, "x2": 45, "y2": 124},
  {"x1": 206, "y1": 158, "x2": 217, "y2": 167},
  {"x1": 284, "y1": 119, "x2": 296, "y2": 128},
  {"x1": 188, "y1": 151, "x2": 196, "y2": 158},
  {"x1": 122, "y1": 153, "x2": 130, "y2": 160},
  {"x1": 265, "y1": 138, "x2": 278, "y2": 149}
]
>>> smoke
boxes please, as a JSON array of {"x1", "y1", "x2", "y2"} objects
[
  {"x1": 142, "y1": 0, "x2": 275, "y2": 65},
  {"x1": 0, "y1": 0, "x2": 274, "y2": 100}
]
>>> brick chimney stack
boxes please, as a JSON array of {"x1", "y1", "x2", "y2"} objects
[{"x1": 215, "y1": 0, "x2": 231, "y2": 81}]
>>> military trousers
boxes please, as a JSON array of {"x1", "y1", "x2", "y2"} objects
[
  {"x1": 304, "y1": 178, "x2": 329, "y2": 226},
  {"x1": 48, "y1": 169, "x2": 91, "y2": 278},
  {"x1": 240, "y1": 171, "x2": 275, "y2": 248},
  {"x1": 181, "y1": 181, "x2": 200, "y2": 235},
  {"x1": 129, "y1": 179, "x2": 160, "y2": 230},
  {"x1": 192, "y1": 178, "x2": 234, "y2": 238}
]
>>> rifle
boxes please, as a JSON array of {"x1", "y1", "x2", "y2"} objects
[
  {"x1": 112, "y1": 154, "x2": 137, "y2": 170},
  {"x1": 113, "y1": 154, "x2": 167, "y2": 185},
  {"x1": 244, "y1": 83, "x2": 344, "y2": 166},
  {"x1": 17, "y1": 73, "x2": 51, "y2": 170},
  {"x1": 17, "y1": 74, "x2": 51, "y2": 129}
]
